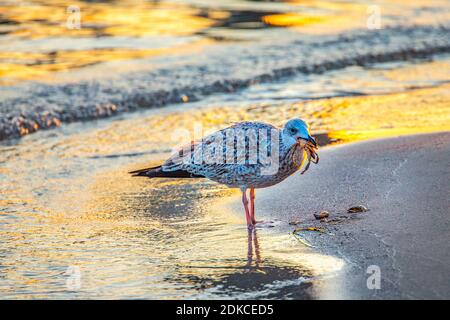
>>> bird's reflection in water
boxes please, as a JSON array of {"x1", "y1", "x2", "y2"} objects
[
  {"x1": 171, "y1": 227, "x2": 315, "y2": 299},
  {"x1": 247, "y1": 228, "x2": 261, "y2": 268}
]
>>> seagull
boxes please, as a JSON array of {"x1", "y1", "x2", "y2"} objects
[{"x1": 129, "y1": 118, "x2": 319, "y2": 228}]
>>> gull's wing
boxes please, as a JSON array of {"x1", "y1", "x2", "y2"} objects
[{"x1": 161, "y1": 121, "x2": 279, "y2": 179}]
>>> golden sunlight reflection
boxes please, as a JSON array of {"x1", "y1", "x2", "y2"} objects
[
  {"x1": 262, "y1": 0, "x2": 450, "y2": 36},
  {"x1": 4, "y1": 0, "x2": 213, "y2": 39},
  {"x1": 0, "y1": 39, "x2": 212, "y2": 84},
  {"x1": 281, "y1": 0, "x2": 450, "y2": 33},
  {"x1": 263, "y1": 13, "x2": 325, "y2": 28},
  {"x1": 0, "y1": 0, "x2": 215, "y2": 83}
]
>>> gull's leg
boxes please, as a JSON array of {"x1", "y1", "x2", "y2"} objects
[
  {"x1": 250, "y1": 188, "x2": 256, "y2": 225},
  {"x1": 241, "y1": 189, "x2": 252, "y2": 228}
]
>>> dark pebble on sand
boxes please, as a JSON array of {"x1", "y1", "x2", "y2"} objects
[
  {"x1": 314, "y1": 210, "x2": 330, "y2": 220},
  {"x1": 347, "y1": 205, "x2": 369, "y2": 213}
]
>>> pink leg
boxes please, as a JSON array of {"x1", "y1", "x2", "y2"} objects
[
  {"x1": 242, "y1": 190, "x2": 253, "y2": 228},
  {"x1": 250, "y1": 188, "x2": 256, "y2": 225}
]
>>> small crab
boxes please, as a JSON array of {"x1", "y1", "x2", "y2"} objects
[{"x1": 300, "y1": 139, "x2": 319, "y2": 174}]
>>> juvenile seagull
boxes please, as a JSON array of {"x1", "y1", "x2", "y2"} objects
[{"x1": 130, "y1": 118, "x2": 319, "y2": 228}]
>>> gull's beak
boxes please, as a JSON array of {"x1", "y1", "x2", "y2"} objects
[
  {"x1": 308, "y1": 136, "x2": 318, "y2": 148},
  {"x1": 298, "y1": 136, "x2": 318, "y2": 148}
]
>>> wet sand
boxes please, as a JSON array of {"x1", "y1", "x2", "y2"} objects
[{"x1": 248, "y1": 132, "x2": 450, "y2": 299}]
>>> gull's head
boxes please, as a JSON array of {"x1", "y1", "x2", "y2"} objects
[{"x1": 282, "y1": 118, "x2": 317, "y2": 148}]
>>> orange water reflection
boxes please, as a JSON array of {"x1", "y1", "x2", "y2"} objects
[
  {"x1": 4, "y1": 0, "x2": 214, "y2": 38},
  {"x1": 0, "y1": 0, "x2": 216, "y2": 83}
]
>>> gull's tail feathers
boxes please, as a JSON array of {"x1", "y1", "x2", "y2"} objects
[{"x1": 129, "y1": 166, "x2": 204, "y2": 178}]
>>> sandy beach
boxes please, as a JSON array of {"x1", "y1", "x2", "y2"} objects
[{"x1": 247, "y1": 132, "x2": 450, "y2": 299}]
